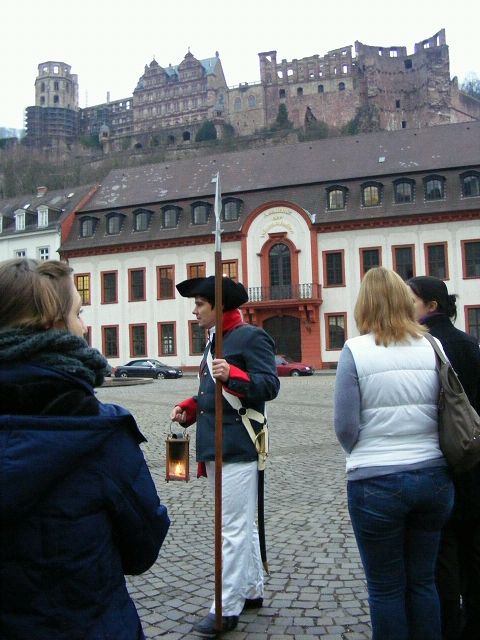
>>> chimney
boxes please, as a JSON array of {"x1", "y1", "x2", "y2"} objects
[{"x1": 36, "y1": 186, "x2": 48, "y2": 197}]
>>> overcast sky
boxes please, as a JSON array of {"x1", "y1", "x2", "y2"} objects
[{"x1": 2, "y1": 0, "x2": 479, "y2": 130}]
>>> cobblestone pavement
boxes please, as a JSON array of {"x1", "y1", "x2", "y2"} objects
[{"x1": 97, "y1": 375, "x2": 371, "y2": 640}]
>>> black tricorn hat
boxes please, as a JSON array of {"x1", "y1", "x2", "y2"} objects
[{"x1": 176, "y1": 276, "x2": 248, "y2": 311}]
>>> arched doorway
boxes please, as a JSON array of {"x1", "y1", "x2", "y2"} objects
[
  {"x1": 269, "y1": 243, "x2": 292, "y2": 299},
  {"x1": 264, "y1": 316, "x2": 301, "y2": 362}
]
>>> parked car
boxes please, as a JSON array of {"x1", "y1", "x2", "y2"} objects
[
  {"x1": 114, "y1": 359, "x2": 183, "y2": 379},
  {"x1": 275, "y1": 355, "x2": 314, "y2": 377}
]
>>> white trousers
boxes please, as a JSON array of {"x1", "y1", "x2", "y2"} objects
[{"x1": 205, "y1": 460, "x2": 264, "y2": 616}]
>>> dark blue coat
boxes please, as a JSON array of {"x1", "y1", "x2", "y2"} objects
[{"x1": 0, "y1": 364, "x2": 170, "y2": 640}]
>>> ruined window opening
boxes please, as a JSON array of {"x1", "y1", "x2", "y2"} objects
[
  {"x1": 277, "y1": 71, "x2": 283, "y2": 79},
  {"x1": 338, "y1": 82, "x2": 345, "y2": 91},
  {"x1": 297, "y1": 87, "x2": 303, "y2": 96},
  {"x1": 342, "y1": 65, "x2": 348, "y2": 74},
  {"x1": 279, "y1": 89, "x2": 286, "y2": 98},
  {"x1": 182, "y1": 131, "x2": 191, "y2": 141},
  {"x1": 53, "y1": 95, "x2": 59, "y2": 104},
  {"x1": 318, "y1": 85, "x2": 324, "y2": 93},
  {"x1": 54, "y1": 81, "x2": 59, "y2": 90},
  {"x1": 287, "y1": 69, "x2": 293, "y2": 76},
  {"x1": 404, "y1": 59, "x2": 412, "y2": 70},
  {"x1": 396, "y1": 99, "x2": 401, "y2": 109},
  {"x1": 402, "y1": 121, "x2": 407, "y2": 128},
  {"x1": 378, "y1": 50, "x2": 382, "y2": 56}
]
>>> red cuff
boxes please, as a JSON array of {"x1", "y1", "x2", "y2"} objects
[
  {"x1": 177, "y1": 397, "x2": 198, "y2": 427},
  {"x1": 228, "y1": 364, "x2": 250, "y2": 382}
]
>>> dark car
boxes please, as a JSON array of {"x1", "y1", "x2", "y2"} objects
[
  {"x1": 275, "y1": 355, "x2": 314, "y2": 377},
  {"x1": 114, "y1": 359, "x2": 183, "y2": 379}
]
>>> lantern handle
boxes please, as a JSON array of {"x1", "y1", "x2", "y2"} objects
[{"x1": 168, "y1": 421, "x2": 189, "y2": 439}]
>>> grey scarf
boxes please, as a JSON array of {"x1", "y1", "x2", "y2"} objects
[{"x1": 0, "y1": 328, "x2": 107, "y2": 387}]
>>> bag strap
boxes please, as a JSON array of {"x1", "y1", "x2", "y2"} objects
[
  {"x1": 423, "y1": 332, "x2": 448, "y2": 368},
  {"x1": 206, "y1": 345, "x2": 269, "y2": 470}
]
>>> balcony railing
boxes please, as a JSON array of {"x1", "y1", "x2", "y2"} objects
[{"x1": 247, "y1": 283, "x2": 321, "y2": 303}]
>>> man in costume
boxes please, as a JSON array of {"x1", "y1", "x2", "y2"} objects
[{"x1": 171, "y1": 276, "x2": 279, "y2": 637}]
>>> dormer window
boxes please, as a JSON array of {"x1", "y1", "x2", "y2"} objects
[
  {"x1": 80, "y1": 217, "x2": 98, "y2": 238},
  {"x1": 133, "y1": 209, "x2": 152, "y2": 232},
  {"x1": 37, "y1": 206, "x2": 49, "y2": 228},
  {"x1": 14, "y1": 210, "x2": 25, "y2": 231},
  {"x1": 191, "y1": 202, "x2": 210, "y2": 225},
  {"x1": 106, "y1": 213, "x2": 124, "y2": 235},
  {"x1": 424, "y1": 175, "x2": 445, "y2": 201},
  {"x1": 162, "y1": 206, "x2": 180, "y2": 229},
  {"x1": 461, "y1": 171, "x2": 480, "y2": 198},
  {"x1": 223, "y1": 199, "x2": 242, "y2": 221},
  {"x1": 362, "y1": 182, "x2": 383, "y2": 207},
  {"x1": 394, "y1": 179, "x2": 415, "y2": 204},
  {"x1": 326, "y1": 186, "x2": 347, "y2": 210}
]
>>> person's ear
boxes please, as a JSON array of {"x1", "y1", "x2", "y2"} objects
[{"x1": 427, "y1": 300, "x2": 438, "y2": 313}]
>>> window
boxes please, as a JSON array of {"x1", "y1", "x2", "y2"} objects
[
  {"x1": 192, "y1": 203, "x2": 209, "y2": 225},
  {"x1": 462, "y1": 240, "x2": 480, "y2": 278},
  {"x1": 222, "y1": 260, "x2": 238, "y2": 281},
  {"x1": 128, "y1": 268, "x2": 146, "y2": 301},
  {"x1": 106, "y1": 214, "x2": 123, "y2": 235},
  {"x1": 395, "y1": 99, "x2": 401, "y2": 109},
  {"x1": 80, "y1": 217, "x2": 97, "y2": 238},
  {"x1": 424, "y1": 175, "x2": 445, "y2": 201},
  {"x1": 425, "y1": 243, "x2": 448, "y2": 279},
  {"x1": 158, "y1": 322, "x2": 176, "y2": 356},
  {"x1": 0, "y1": 216, "x2": 2, "y2": 233},
  {"x1": 234, "y1": 97, "x2": 241, "y2": 111},
  {"x1": 190, "y1": 321, "x2": 207, "y2": 355},
  {"x1": 297, "y1": 87, "x2": 303, "y2": 96},
  {"x1": 393, "y1": 245, "x2": 415, "y2": 280},
  {"x1": 461, "y1": 172, "x2": 480, "y2": 198},
  {"x1": 102, "y1": 326, "x2": 119, "y2": 358},
  {"x1": 101, "y1": 271, "x2": 118, "y2": 304},
  {"x1": 130, "y1": 324, "x2": 147, "y2": 357},
  {"x1": 37, "y1": 206, "x2": 49, "y2": 227},
  {"x1": 187, "y1": 262, "x2": 206, "y2": 278},
  {"x1": 360, "y1": 247, "x2": 381, "y2": 276},
  {"x1": 326, "y1": 313, "x2": 346, "y2": 350},
  {"x1": 162, "y1": 207, "x2": 179, "y2": 228},
  {"x1": 14, "y1": 249, "x2": 26, "y2": 258},
  {"x1": 394, "y1": 179, "x2": 415, "y2": 204},
  {"x1": 279, "y1": 89, "x2": 286, "y2": 98},
  {"x1": 318, "y1": 84, "x2": 324, "y2": 93},
  {"x1": 327, "y1": 187, "x2": 346, "y2": 210},
  {"x1": 157, "y1": 266, "x2": 175, "y2": 299},
  {"x1": 323, "y1": 251, "x2": 345, "y2": 287},
  {"x1": 465, "y1": 307, "x2": 480, "y2": 341},
  {"x1": 134, "y1": 209, "x2": 151, "y2": 231},
  {"x1": 37, "y1": 247, "x2": 49, "y2": 261},
  {"x1": 362, "y1": 183, "x2": 382, "y2": 207},
  {"x1": 74, "y1": 274, "x2": 91, "y2": 305},
  {"x1": 269, "y1": 244, "x2": 292, "y2": 298},
  {"x1": 223, "y1": 199, "x2": 241, "y2": 221},
  {"x1": 404, "y1": 59, "x2": 412, "y2": 70},
  {"x1": 15, "y1": 211, "x2": 25, "y2": 231},
  {"x1": 248, "y1": 95, "x2": 256, "y2": 108},
  {"x1": 338, "y1": 82, "x2": 345, "y2": 91}
]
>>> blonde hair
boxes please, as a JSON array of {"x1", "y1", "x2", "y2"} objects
[
  {"x1": 0, "y1": 258, "x2": 74, "y2": 331},
  {"x1": 354, "y1": 267, "x2": 425, "y2": 346}
]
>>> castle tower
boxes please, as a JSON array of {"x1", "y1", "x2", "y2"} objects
[{"x1": 34, "y1": 61, "x2": 79, "y2": 110}]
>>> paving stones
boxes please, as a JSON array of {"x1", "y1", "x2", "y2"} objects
[{"x1": 97, "y1": 375, "x2": 371, "y2": 639}]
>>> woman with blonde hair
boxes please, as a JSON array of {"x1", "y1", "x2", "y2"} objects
[
  {"x1": 0, "y1": 258, "x2": 170, "y2": 640},
  {"x1": 334, "y1": 267, "x2": 454, "y2": 640}
]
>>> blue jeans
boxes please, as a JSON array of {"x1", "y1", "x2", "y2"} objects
[{"x1": 348, "y1": 468, "x2": 454, "y2": 640}]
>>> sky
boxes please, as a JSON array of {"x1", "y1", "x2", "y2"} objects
[{"x1": 1, "y1": 0, "x2": 479, "y2": 131}]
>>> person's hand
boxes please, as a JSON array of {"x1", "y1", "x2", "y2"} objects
[
  {"x1": 171, "y1": 405, "x2": 187, "y2": 423},
  {"x1": 212, "y1": 358, "x2": 230, "y2": 383}
]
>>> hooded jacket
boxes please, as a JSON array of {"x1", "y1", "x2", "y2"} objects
[{"x1": 0, "y1": 364, "x2": 170, "y2": 640}]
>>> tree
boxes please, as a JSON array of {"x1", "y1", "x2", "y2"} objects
[
  {"x1": 271, "y1": 104, "x2": 293, "y2": 131},
  {"x1": 342, "y1": 103, "x2": 381, "y2": 136},
  {"x1": 195, "y1": 121, "x2": 217, "y2": 142},
  {"x1": 460, "y1": 73, "x2": 480, "y2": 100}
]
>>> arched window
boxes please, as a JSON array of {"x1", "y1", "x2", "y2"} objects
[
  {"x1": 394, "y1": 179, "x2": 415, "y2": 204},
  {"x1": 424, "y1": 175, "x2": 445, "y2": 201},
  {"x1": 338, "y1": 82, "x2": 345, "y2": 91},
  {"x1": 327, "y1": 186, "x2": 347, "y2": 210},
  {"x1": 182, "y1": 131, "x2": 191, "y2": 141},
  {"x1": 269, "y1": 243, "x2": 292, "y2": 299},
  {"x1": 248, "y1": 95, "x2": 256, "y2": 108},
  {"x1": 134, "y1": 209, "x2": 152, "y2": 231},
  {"x1": 362, "y1": 183, "x2": 382, "y2": 207},
  {"x1": 80, "y1": 217, "x2": 97, "y2": 238},
  {"x1": 461, "y1": 172, "x2": 480, "y2": 198},
  {"x1": 234, "y1": 97, "x2": 242, "y2": 112},
  {"x1": 191, "y1": 203, "x2": 209, "y2": 225},
  {"x1": 162, "y1": 207, "x2": 180, "y2": 228},
  {"x1": 222, "y1": 199, "x2": 242, "y2": 221},
  {"x1": 106, "y1": 214, "x2": 123, "y2": 235},
  {"x1": 318, "y1": 84, "x2": 324, "y2": 93},
  {"x1": 297, "y1": 87, "x2": 303, "y2": 96}
]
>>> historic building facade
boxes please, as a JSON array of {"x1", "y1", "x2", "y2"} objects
[
  {"x1": 58, "y1": 121, "x2": 480, "y2": 370},
  {"x1": 23, "y1": 30, "x2": 480, "y2": 151}
]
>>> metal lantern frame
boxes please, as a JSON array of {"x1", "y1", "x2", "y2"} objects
[{"x1": 165, "y1": 424, "x2": 190, "y2": 482}]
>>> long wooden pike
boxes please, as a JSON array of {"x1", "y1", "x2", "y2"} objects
[{"x1": 212, "y1": 172, "x2": 223, "y2": 632}]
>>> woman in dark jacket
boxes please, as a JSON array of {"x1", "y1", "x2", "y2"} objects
[
  {"x1": 0, "y1": 258, "x2": 170, "y2": 640},
  {"x1": 408, "y1": 276, "x2": 480, "y2": 640}
]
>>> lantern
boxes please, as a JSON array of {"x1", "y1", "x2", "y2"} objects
[{"x1": 165, "y1": 424, "x2": 190, "y2": 482}]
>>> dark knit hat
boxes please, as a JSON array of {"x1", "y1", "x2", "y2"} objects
[{"x1": 176, "y1": 276, "x2": 248, "y2": 311}]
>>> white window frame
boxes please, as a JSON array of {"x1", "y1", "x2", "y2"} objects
[
  {"x1": 37, "y1": 206, "x2": 49, "y2": 228},
  {"x1": 14, "y1": 210, "x2": 25, "y2": 231},
  {"x1": 14, "y1": 249, "x2": 26, "y2": 258},
  {"x1": 38, "y1": 246, "x2": 50, "y2": 261}
]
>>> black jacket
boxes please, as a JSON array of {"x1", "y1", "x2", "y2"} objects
[{"x1": 426, "y1": 314, "x2": 480, "y2": 519}]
